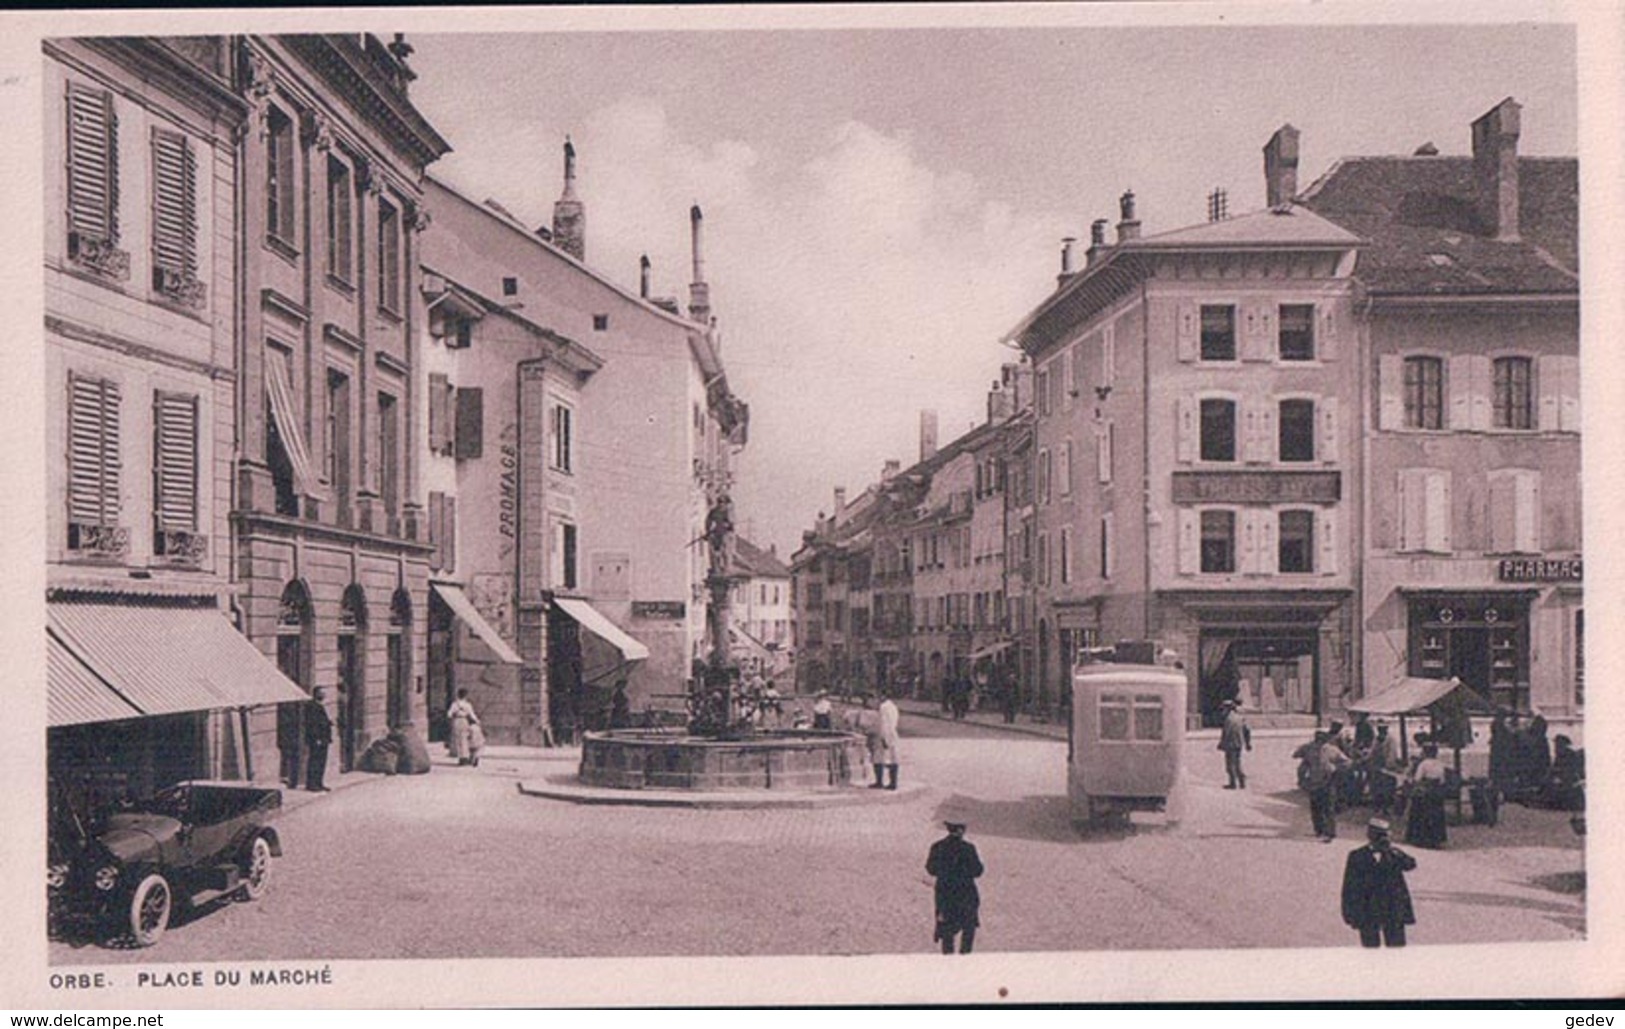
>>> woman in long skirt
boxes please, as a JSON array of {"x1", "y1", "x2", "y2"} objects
[
  {"x1": 1404, "y1": 744, "x2": 1450, "y2": 848},
  {"x1": 447, "y1": 688, "x2": 477, "y2": 766}
]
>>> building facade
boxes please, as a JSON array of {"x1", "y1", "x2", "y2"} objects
[{"x1": 729, "y1": 537, "x2": 794, "y2": 681}]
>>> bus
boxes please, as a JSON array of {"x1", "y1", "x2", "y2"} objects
[{"x1": 1068, "y1": 643, "x2": 1187, "y2": 826}]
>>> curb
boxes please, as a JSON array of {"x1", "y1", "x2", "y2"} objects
[
  {"x1": 894, "y1": 703, "x2": 1068, "y2": 742},
  {"x1": 516, "y1": 775, "x2": 932, "y2": 810}
]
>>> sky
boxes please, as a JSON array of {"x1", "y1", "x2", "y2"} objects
[{"x1": 404, "y1": 20, "x2": 1577, "y2": 557}]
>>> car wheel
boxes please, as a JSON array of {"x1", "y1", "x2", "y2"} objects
[
  {"x1": 239, "y1": 836, "x2": 273, "y2": 901},
  {"x1": 128, "y1": 873, "x2": 171, "y2": 947}
]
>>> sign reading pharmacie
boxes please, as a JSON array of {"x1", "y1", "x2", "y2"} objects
[{"x1": 1496, "y1": 557, "x2": 1582, "y2": 583}]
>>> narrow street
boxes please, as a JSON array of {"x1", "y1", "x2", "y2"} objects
[{"x1": 52, "y1": 716, "x2": 1583, "y2": 964}]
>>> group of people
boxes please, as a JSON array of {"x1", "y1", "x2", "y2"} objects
[
  {"x1": 845, "y1": 691, "x2": 903, "y2": 790},
  {"x1": 1489, "y1": 711, "x2": 1584, "y2": 810},
  {"x1": 1287, "y1": 713, "x2": 1451, "y2": 848}
]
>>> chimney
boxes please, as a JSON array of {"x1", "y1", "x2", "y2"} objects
[
  {"x1": 881, "y1": 459, "x2": 901, "y2": 482},
  {"x1": 1058, "y1": 237, "x2": 1077, "y2": 285},
  {"x1": 639, "y1": 255, "x2": 651, "y2": 299},
  {"x1": 1086, "y1": 219, "x2": 1109, "y2": 265},
  {"x1": 1472, "y1": 98, "x2": 1522, "y2": 241},
  {"x1": 987, "y1": 381, "x2": 1013, "y2": 424},
  {"x1": 920, "y1": 410, "x2": 939, "y2": 462},
  {"x1": 552, "y1": 137, "x2": 586, "y2": 261},
  {"x1": 1263, "y1": 124, "x2": 1300, "y2": 208},
  {"x1": 1115, "y1": 191, "x2": 1140, "y2": 243},
  {"x1": 834, "y1": 486, "x2": 847, "y2": 514},
  {"x1": 689, "y1": 204, "x2": 711, "y2": 325}
]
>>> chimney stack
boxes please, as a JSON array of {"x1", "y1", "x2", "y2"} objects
[
  {"x1": 1472, "y1": 98, "x2": 1522, "y2": 241},
  {"x1": 551, "y1": 137, "x2": 586, "y2": 261},
  {"x1": 834, "y1": 487, "x2": 847, "y2": 515},
  {"x1": 1059, "y1": 237, "x2": 1077, "y2": 283},
  {"x1": 987, "y1": 381, "x2": 1014, "y2": 424},
  {"x1": 1086, "y1": 219, "x2": 1109, "y2": 266},
  {"x1": 1116, "y1": 191, "x2": 1141, "y2": 243},
  {"x1": 639, "y1": 255, "x2": 651, "y2": 299},
  {"x1": 882, "y1": 459, "x2": 901, "y2": 482},
  {"x1": 920, "y1": 410, "x2": 939, "y2": 462},
  {"x1": 688, "y1": 204, "x2": 712, "y2": 325},
  {"x1": 1263, "y1": 124, "x2": 1300, "y2": 208}
]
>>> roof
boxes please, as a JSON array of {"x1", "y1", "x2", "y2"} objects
[
  {"x1": 1135, "y1": 203, "x2": 1362, "y2": 249},
  {"x1": 1347, "y1": 676, "x2": 1495, "y2": 717},
  {"x1": 732, "y1": 537, "x2": 791, "y2": 580},
  {"x1": 1299, "y1": 155, "x2": 1578, "y2": 295}
]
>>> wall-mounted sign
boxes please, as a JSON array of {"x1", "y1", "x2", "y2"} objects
[
  {"x1": 1497, "y1": 558, "x2": 1582, "y2": 583},
  {"x1": 1171, "y1": 470, "x2": 1341, "y2": 505},
  {"x1": 632, "y1": 600, "x2": 687, "y2": 619}
]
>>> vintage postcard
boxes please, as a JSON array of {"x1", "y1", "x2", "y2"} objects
[{"x1": 1, "y1": 1, "x2": 1621, "y2": 1009}]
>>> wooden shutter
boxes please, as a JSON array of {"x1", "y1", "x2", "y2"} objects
[
  {"x1": 1062, "y1": 349, "x2": 1075, "y2": 409},
  {"x1": 1318, "y1": 397, "x2": 1339, "y2": 463},
  {"x1": 1238, "y1": 509, "x2": 1260, "y2": 575},
  {"x1": 1176, "y1": 508, "x2": 1199, "y2": 575},
  {"x1": 1318, "y1": 509, "x2": 1339, "y2": 575},
  {"x1": 1515, "y1": 471, "x2": 1541, "y2": 553},
  {"x1": 1318, "y1": 303, "x2": 1338, "y2": 362},
  {"x1": 443, "y1": 494, "x2": 457, "y2": 573},
  {"x1": 1241, "y1": 304, "x2": 1272, "y2": 362},
  {"x1": 66, "y1": 82, "x2": 116, "y2": 242},
  {"x1": 1488, "y1": 474, "x2": 1515, "y2": 553},
  {"x1": 428, "y1": 491, "x2": 444, "y2": 571},
  {"x1": 1396, "y1": 470, "x2": 1415, "y2": 552},
  {"x1": 150, "y1": 128, "x2": 197, "y2": 277},
  {"x1": 1176, "y1": 397, "x2": 1196, "y2": 463},
  {"x1": 454, "y1": 387, "x2": 483, "y2": 459},
  {"x1": 1425, "y1": 470, "x2": 1453, "y2": 552},
  {"x1": 1558, "y1": 355, "x2": 1581, "y2": 432},
  {"x1": 1175, "y1": 303, "x2": 1198, "y2": 363},
  {"x1": 1448, "y1": 354, "x2": 1474, "y2": 430},
  {"x1": 1378, "y1": 355, "x2": 1403, "y2": 431},
  {"x1": 152, "y1": 391, "x2": 198, "y2": 532},
  {"x1": 1258, "y1": 510, "x2": 1278, "y2": 575},
  {"x1": 68, "y1": 374, "x2": 120, "y2": 526},
  {"x1": 1469, "y1": 355, "x2": 1493, "y2": 430},
  {"x1": 427, "y1": 373, "x2": 449, "y2": 453}
]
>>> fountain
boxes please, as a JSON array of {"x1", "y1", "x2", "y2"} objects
[{"x1": 577, "y1": 491, "x2": 867, "y2": 792}]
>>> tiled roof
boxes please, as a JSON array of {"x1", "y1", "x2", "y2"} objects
[
  {"x1": 1299, "y1": 156, "x2": 1577, "y2": 295},
  {"x1": 732, "y1": 536, "x2": 791, "y2": 579},
  {"x1": 1134, "y1": 204, "x2": 1362, "y2": 248}
]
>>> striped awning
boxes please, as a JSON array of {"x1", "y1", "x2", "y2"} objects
[
  {"x1": 47, "y1": 600, "x2": 307, "y2": 727},
  {"x1": 431, "y1": 583, "x2": 522, "y2": 665},
  {"x1": 554, "y1": 597, "x2": 650, "y2": 663},
  {"x1": 264, "y1": 349, "x2": 325, "y2": 500}
]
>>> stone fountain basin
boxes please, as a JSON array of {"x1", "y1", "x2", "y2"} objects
[{"x1": 579, "y1": 729, "x2": 869, "y2": 791}]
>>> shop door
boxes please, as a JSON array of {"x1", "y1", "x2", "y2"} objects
[
  {"x1": 426, "y1": 594, "x2": 454, "y2": 742},
  {"x1": 337, "y1": 635, "x2": 362, "y2": 771},
  {"x1": 276, "y1": 634, "x2": 305, "y2": 785}
]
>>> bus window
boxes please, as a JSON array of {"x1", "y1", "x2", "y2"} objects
[
  {"x1": 1099, "y1": 692, "x2": 1131, "y2": 740},
  {"x1": 1133, "y1": 694, "x2": 1165, "y2": 741}
]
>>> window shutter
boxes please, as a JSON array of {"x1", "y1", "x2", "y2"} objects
[
  {"x1": 1536, "y1": 355, "x2": 1560, "y2": 431},
  {"x1": 1175, "y1": 303, "x2": 1197, "y2": 363},
  {"x1": 1558, "y1": 355, "x2": 1581, "y2": 432},
  {"x1": 1102, "y1": 324, "x2": 1116, "y2": 387},
  {"x1": 1469, "y1": 355, "x2": 1493, "y2": 430},
  {"x1": 152, "y1": 391, "x2": 198, "y2": 532},
  {"x1": 1396, "y1": 470, "x2": 1415, "y2": 551},
  {"x1": 1176, "y1": 397, "x2": 1196, "y2": 463},
  {"x1": 1242, "y1": 304, "x2": 1272, "y2": 362},
  {"x1": 68, "y1": 375, "x2": 121, "y2": 526},
  {"x1": 427, "y1": 373, "x2": 449, "y2": 453},
  {"x1": 1378, "y1": 355, "x2": 1404, "y2": 431},
  {"x1": 1239, "y1": 509, "x2": 1259, "y2": 575},
  {"x1": 1177, "y1": 508, "x2": 1199, "y2": 575},
  {"x1": 1061, "y1": 439, "x2": 1073, "y2": 495},
  {"x1": 1448, "y1": 354, "x2": 1474, "y2": 430},
  {"x1": 1062, "y1": 349, "x2": 1075, "y2": 409},
  {"x1": 1318, "y1": 509, "x2": 1339, "y2": 575},
  {"x1": 150, "y1": 128, "x2": 197, "y2": 277},
  {"x1": 428, "y1": 492, "x2": 444, "y2": 571},
  {"x1": 1515, "y1": 471, "x2": 1541, "y2": 553},
  {"x1": 444, "y1": 494, "x2": 457, "y2": 573},
  {"x1": 1258, "y1": 510, "x2": 1278, "y2": 575},
  {"x1": 1488, "y1": 474, "x2": 1515, "y2": 553},
  {"x1": 1318, "y1": 303, "x2": 1338, "y2": 362},
  {"x1": 66, "y1": 83, "x2": 116, "y2": 242},
  {"x1": 1425, "y1": 470, "x2": 1452, "y2": 553},
  {"x1": 1318, "y1": 397, "x2": 1339, "y2": 464},
  {"x1": 454, "y1": 387, "x2": 483, "y2": 459},
  {"x1": 1097, "y1": 421, "x2": 1113, "y2": 484}
]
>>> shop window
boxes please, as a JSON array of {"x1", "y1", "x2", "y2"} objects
[
  {"x1": 1493, "y1": 356, "x2": 1533, "y2": 430},
  {"x1": 1404, "y1": 356, "x2": 1444, "y2": 429},
  {"x1": 1200, "y1": 510, "x2": 1235, "y2": 573},
  {"x1": 1278, "y1": 509, "x2": 1315, "y2": 573},
  {"x1": 1278, "y1": 399, "x2": 1316, "y2": 462},
  {"x1": 1200, "y1": 399, "x2": 1236, "y2": 462},
  {"x1": 1200, "y1": 305, "x2": 1236, "y2": 361},
  {"x1": 1278, "y1": 304, "x2": 1315, "y2": 361}
]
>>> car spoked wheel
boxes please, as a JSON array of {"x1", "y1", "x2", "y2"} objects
[
  {"x1": 128, "y1": 873, "x2": 171, "y2": 947},
  {"x1": 240, "y1": 836, "x2": 273, "y2": 901}
]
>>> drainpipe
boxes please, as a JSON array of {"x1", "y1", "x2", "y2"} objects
[
  {"x1": 230, "y1": 43, "x2": 250, "y2": 781},
  {"x1": 1141, "y1": 279, "x2": 1153, "y2": 643}
]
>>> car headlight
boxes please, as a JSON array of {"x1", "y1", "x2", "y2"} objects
[
  {"x1": 47, "y1": 863, "x2": 69, "y2": 890},
  {"x1": 93, "y1": 865, "x2": 119, "y2": 891}
]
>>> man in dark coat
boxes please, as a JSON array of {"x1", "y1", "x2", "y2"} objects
[
  {"x1": 1341, "y1": 817, "x2": 1416, "y2": 947},
  {"x1": 1217, "y1": 699, "x2": 1251, "y2": 788},
  {"x1": 304, "y1": 687, "x2": 333, "y2": 792},
  {"x1": 926, "y1": 821, "x2": 984, "y2": 954}
]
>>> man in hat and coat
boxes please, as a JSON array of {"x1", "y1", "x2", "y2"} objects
[
  {"x1": 1217, "y1": 698, "x2": 1252, "y2": 789},
  {"x1": 1341, "y1": 817, "x2": 1417, "y2": 947},
  {"x1": 303, "y1": 687, "x2": 333, "y2": 792},
  {"x1": 926, "y1": 821, "x2": 984, "y2": 954}
]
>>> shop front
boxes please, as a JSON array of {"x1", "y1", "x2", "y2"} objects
[{"x1": 1402, "y1": 589, "x2": 1536, "y2": 713}]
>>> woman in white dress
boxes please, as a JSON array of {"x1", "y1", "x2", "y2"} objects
[{"x1": 447, "y1": 688, "x2": 478, "y2": 766}]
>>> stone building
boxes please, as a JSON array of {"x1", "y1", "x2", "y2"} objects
[
  {"x1": 232, "y1": 35, "x2": 451, "y2": 781},
  {"x1": 728, "y1": 537, "x2": 793, "y2": 681},
  {"x1": 43, "y1": 36, "x2": 304, "y2": 794},
  {"x1": 1299, "y1": 99, "x2": 1581, "y2": 721}
]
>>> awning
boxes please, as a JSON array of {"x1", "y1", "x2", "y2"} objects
[
  {"x1": 264, "y1": 349, "x2": 325, "y2": 500},
  {"x1": 970, "y1": 640, "x2": 1014, "y2": 661},
  {"x1": 431, "y1": 583, "x2": 523, "y2": 665},
  {"x1": 48, "y1": 601, "x2": 308, "y2": 727},
  {"x1": 554, "y1": 597, "x2": 650, "y2": 662},
  {"x1": 1347, "y1": 676, "x2": 1495, "y2": 717}
]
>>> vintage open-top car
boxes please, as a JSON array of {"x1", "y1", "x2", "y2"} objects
[{"x1": 49, "y1": 779, "x2": 284, "y2": 946}]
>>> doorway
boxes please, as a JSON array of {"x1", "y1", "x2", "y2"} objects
[
  {"x1": 274, "y1": 581, "x2": 312, "y2": 786},
  {"x1": 426, "y1": 590, "x2": 454, "y2": 742},
  {"x1": 337, "y1": 586, "x2": 367, "y2": 771}
]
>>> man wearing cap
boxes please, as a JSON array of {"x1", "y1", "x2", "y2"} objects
[
  {"x1": 1218, "y1": 698, "x2": 1252, "y2": 789},
  {"x1": 1341, "y1": 817, "x2": 1417, "y2": 947},
  {"x1": 927, "y1": 821, "x2": 984, "y2": 954}
]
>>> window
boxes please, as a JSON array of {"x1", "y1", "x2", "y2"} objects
[
  {"x1": 150, "y1": 128, "x2": 200, "y2": 304},
  {"x1": 502, "y1": 276, "x2": 518, "y2": 297},
  {"x1": 1133, "y1": 694, "x2": 1165, "y2": 741},
  {"x1": 325, "y1": 369, "x2": 351, "y2": 517},
  {"x1": 592, "y1": 314, "x2": 609, "y2": 331},
  {"x1": 1278, "y1": 304, "x2": 1315, "y2": 361},
  {"x1": 1404, "y1": 356, "x2": 1444, "y2": 430},
  {"x1": 1575, "y1": 609, "x2": 1584, "y2": 708},
  {"x1": 1097, "y1": 421, "x2": 1114, "y2": 483},
  {"x1": 1059, "y1": 527, "x2": 1071, "y2": 585},
  {"x1": 428, "y1": 491, "x2": 457, "y2": 572},
  {"x1": 377, "y1": 392, "x2": 399, "y2": 519},
  {"x1": 1399, "y1": 469, "x2": 1452, "y2": 553},
  {"x1": 377, "y1": 198, "x2": 401, "y2": 313},
  {"x1": 454, "y1": 387, "x2": 484, "y2": 460},
  {"x1": 1489, "y1": 470, "x2": 1541, "y2": 554},
  {"x1": 65, "y1": 82, "x2": 121, "y2": 262},
  {"x1": 326, "y1": 157, "x2": 352, "y2": 283},
  {"x1": 1200, "y1": 305, "x2": 1236, "y2": 361},
  {"x1": 152, "y1": 390, "x2": 199, "y2": 552},
  {"x1": 1278, "y1": 510, "x2": 1315, "y2": 573},
  {"x1": 551, "y1": 401, "x2": 574, "y2": 473},
  {"x1": 1493, "y1": 356, "x2": 1533, "y2": 430},
  {"x1": 553, "y1": 520, "x2": 578, "y2": 590},
  {"x1": 1201, "y1": 510, "x2": 1235, "y2": 573},
  {"x1": 1200, "y1": 399, "x2": 1236, "y2": 462},
  {"x1": 1099, "y1": 514, "x2": 1114, "y2": 579},
  {"x1": 1038, "y1": 448, "x2": 1051, "y2": 504},
  {"x1": 66, "y1": 373, "x2": 123, "y2": 553},
  {"x1": 1037, "y1": 533, "x2": 1049, "y2": 586},
  {"x1": 1036, "y1": 369, "x2": 1051, "y2": 417},
  {"x1": 1061, "y1": 439, "x2": 1073, "y2": 496},
  {"x1": 265, "y1": 106, "x2": 295, "y2": 244},
  {"x1": 1099, "y1": 692, "x2": 1162, "y2": 741},
  {"x1": 1278, "y1": 399, "x2": 1316, "y2": 462}
]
